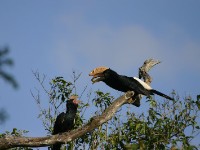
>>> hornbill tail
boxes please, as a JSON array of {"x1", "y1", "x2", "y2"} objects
[{"x1": 150, "y1": 89, "x2": 174, "y2": 100}]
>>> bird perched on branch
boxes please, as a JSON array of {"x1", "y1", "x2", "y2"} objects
[
  {"x1": 52, "y1": 95, "x2": 80, "y2": 150},
  {"x1": 89, "y1": 66, "x2": 173, "y2": 107}
]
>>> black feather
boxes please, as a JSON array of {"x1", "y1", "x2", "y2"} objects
[
  {"x1": 103, "y1": 69, "x2": 151, "y2": 96},
  {"x1": 52, "y1": 100, "x2": 78, "y2": 150},
  {"x1": 97, "y1": 68, "x2": 173, "y2": 106},
  {"x1": 150, "y1": 89, "x2": 174, "y2": 100}
]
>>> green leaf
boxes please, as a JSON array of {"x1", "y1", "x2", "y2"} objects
[
  {"x1": 195, "y1": 126, "x2": 200, "y2": 129},
  {"x1": 197, "y1": 95, "x2": 200, "y2": 101},
  {"x1": 150, "y1": 99, "x2": 157, "y2": 107},
  {"x1": 136, "y1": 123, "x2": 141, "y2": 131},
  {"x1": 11, "y1": 128, "x2": 17, "y2": 135},
  {"x1": 124, "y1": 143, "x2": 139, "y2": 150},
  {"x1": 196, "y1": 100, "x2": 200, "y2": 110}
]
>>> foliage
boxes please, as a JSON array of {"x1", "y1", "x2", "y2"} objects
[
  {"x1": 0, "y1": 46, "x2": 18, "y2": 125},
  {"x1": 92, "y1": 90, "x2": 114, "y2": 112},
  {"x1": 101, "y1": 94, "x2": 200, "y2": 150},
  {"x1": 0, "y1": 47, "x2": 18, "y2": 88},
  {"x1": 0, "y1": 128, "x2": 32, "y2": 150},
  {"x1": 0, "y1": 128, "x2": 29, "y2": 138},
  {"x1": 31, "y1": 73, "x2": 200, "y2": 150},
  {"x1": 0, "y1": 108, "x2": 9, "y2": 125}
]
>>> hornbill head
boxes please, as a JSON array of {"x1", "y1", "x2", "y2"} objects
[
  {"x1": 89, "y1": 66, "x2": 109, "y2": 84},
  {"x1": 67, "y1": 95, "x2": 81, "y2": 106}
]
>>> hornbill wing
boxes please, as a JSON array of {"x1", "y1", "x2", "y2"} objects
[
  {"x1": 53, "y1": 112, "x2": 65, "y2": 135},
  {"x1": 52, "y1": 112, "x2": 66, "y2": 150},
  {"x1": 118, "y1": 76, "x2": 151, "y2": 96}
]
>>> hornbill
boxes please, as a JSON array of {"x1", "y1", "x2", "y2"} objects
[
  {"x1": 89, "y1": 66, "x2": 173, "y2": 107},
  {"x1": 52, "y1": 95, "x2": 80, "y2": 150}
]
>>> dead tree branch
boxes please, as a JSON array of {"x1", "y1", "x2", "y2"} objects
[{"x1": 129, "y1": 58, "x2": 161, "y2": 105}]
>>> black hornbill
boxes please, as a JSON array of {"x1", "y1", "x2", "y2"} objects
[
  {"x1": 89, "y1": 66, "x2": 173, "y2": 107},
  {"x1": 52, "y1": 95, "x2": 80, "y2": 150}
]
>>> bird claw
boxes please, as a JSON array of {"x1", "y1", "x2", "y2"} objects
[{"x1": 124, "y1": 91, "x2": 135, "y2": 99}]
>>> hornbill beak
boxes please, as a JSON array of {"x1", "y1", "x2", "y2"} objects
[
  {"x1": 69, "y1": 95, "x2": 81, "y2": 104},
  {"x1": 89, "y1": 71, "x2": 105, "y2": 83},
  {"x1": 89, "y1": 66, "x2": 108, "y2": 84},
  {"x1": 90, "y1": 74, "x2": 105, "y2": 84},
  {"x1": 73, "y1": 99, "x2": 81, "y2": 104}
]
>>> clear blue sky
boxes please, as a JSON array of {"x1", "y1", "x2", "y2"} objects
[{"x1": 0, "y1": 0, "x2": 200, "y2": 149}]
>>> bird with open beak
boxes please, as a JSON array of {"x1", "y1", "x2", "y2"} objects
[{"x1": 89, "y1": 66, "x2": 173, "y2": 107}]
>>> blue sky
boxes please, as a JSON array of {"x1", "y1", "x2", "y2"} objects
[{"x1": 0, "y1": 0, "x2": 200, "y2": 149}]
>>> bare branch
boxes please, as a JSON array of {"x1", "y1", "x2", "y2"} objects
[
  {"x1": 139, "y1": 58, "x2": 161, "y2": 84},
  {"x1": 129, "y1": 58, "x2": 161, "y2": 105}
]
